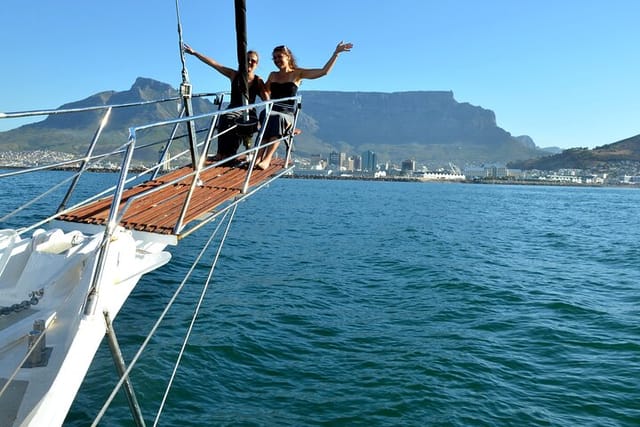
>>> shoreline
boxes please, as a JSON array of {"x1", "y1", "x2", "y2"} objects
[
  {"x1": 286, "y1": 173, "x2": 638, "y2": 188},
  {"x1": 2, "y1": 165, "x2": 637, "y2": 188}
]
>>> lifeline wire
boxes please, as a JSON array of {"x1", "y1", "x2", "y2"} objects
[
  {"x1": 91, "y1": 207, "x2": 232, "y2": 427},
  {"x1": 153, "y1": 202, "x2": 239, "y2": 426}
]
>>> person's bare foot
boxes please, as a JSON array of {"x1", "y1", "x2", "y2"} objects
[
  {"x1": 293, "y1": 128, "x2": 302, "y2": 136},
  {"x1": 255, "y1": 160, "x2": 270, "y2": 170}
]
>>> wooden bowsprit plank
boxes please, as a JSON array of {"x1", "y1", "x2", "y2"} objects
[{"x1": 57, "y1": 159, "x2": 287, "y2": 236}]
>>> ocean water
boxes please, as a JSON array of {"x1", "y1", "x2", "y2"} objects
[{"x1": 15, "y1": 176, "x2": 637, "y2": 426}]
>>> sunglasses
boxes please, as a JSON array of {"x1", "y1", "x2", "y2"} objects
[{"x1": 274, "y1": 45, "x2": 290, "y2": 54}]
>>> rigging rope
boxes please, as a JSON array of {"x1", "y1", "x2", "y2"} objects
[
  {"x1": 173, "y1": 0, "x2": 200, "y2": 168},
  {"x1": 175, "y1": 0, "x2": 190, "y2": 86},
  {"x1": 153, "y1": 202, "x2": 239, "y2": 426},
  {"x1": 91, "y1": 205, "x2": 238, "y2": 426}
]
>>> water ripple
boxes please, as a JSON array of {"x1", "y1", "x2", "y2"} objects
[{"x1": 62, "y1": 180, "x2": 640, "y2": 426}]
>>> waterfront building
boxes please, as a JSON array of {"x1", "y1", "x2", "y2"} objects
[
  {"x1": 401, "y1": 159, "x2": 416, "y2": 173},
  {"x1": 362, "y1": 150, "x2": 377, "y2": 172}
]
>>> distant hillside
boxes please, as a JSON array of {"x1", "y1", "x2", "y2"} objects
[
  {"x1": 295, "y1": 90, "x2": 547, "y2": 165},
  {"x1": 0, "y1": 78, "x2": 214, "y2": 160},
  {"x1": 508, "y1": 134, "x2": 640, "y2": 171},
  {"x1": 0, "y1": 78, "x2": 554, "y2": 165}
]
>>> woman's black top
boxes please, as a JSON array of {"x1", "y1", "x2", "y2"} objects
[{"x1": 269, "y1": 81, "x2": 298, "y2": 112}]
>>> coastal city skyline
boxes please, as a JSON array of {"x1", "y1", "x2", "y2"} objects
[{"x1": 3, "y1": 148, "x2": 637, "y2": 186}]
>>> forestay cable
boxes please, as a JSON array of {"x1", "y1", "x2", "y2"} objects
[
  {"x1": 153, "y1": 202, "x2": 239, "y2": 426},
  {"x1": 91, "y1": 205, "x2": 237, "y2": 426},
  {"x1": 175, "y1": 0, "x2": 190, "y2": 85}
]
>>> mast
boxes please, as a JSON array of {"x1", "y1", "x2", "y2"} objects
[{"x1": 234, "y1": 0, "x2": 250, "y2": 123}]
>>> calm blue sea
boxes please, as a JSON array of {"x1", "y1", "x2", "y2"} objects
[{"x1": 8, "y1": 175, "x2": 637, "y2": 426}]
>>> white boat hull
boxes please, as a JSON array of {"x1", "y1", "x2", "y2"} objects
[{"x1": 0, "y1": 226, "x2": 170, "y2": 427}]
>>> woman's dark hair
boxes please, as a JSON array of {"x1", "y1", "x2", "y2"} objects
[{"x1": 273, "y1": 45, "x2": 298, "y2": 69}]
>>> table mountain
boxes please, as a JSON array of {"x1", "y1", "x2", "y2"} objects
[
  {"x1": 295, "y1": 90, "x2": 546, "y2": 165},
  {"x1": 0, "y1": 77, "x2": 548, "y2": 165}
]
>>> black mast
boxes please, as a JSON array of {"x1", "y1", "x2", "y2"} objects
[{"x1": 234, "y1": 0, "x2": 249, "y2": 122}]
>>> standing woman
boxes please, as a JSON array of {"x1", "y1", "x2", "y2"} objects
[
  {"x1": 184, "y1": 44, "x2": 268, "y2": 160},
  {"x1": 255, "y1": 41, "x2": 353, "y2": 170}
]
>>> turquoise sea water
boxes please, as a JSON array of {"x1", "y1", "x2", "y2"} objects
[{"x1": 10, "y1": 176, "x2": 636, "y2": 426}]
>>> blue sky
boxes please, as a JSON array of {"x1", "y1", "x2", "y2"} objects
[{"x1": 1, "y1": 0, "x2": 638, "y2": 149}]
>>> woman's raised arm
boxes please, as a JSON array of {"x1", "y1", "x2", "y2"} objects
[{"x1": 297, "y1": 41, "x2": 353, "y2": 80}]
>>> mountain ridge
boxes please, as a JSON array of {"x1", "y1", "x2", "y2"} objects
[
  {"x1": 508, "y1": 134, "x2": 640, "y2": 171},
  {"x1": 2, "y1": 77, "x2": 635, "y2": 167},
  {"x1": 294, "y1": 90, "x2": 547, "y2": 165}
]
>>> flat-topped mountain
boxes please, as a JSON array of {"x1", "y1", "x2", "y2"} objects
[
  {"x1": 0, "y1": 77, "x2": 568, "y2": 165},
  {"x1": 294, "y1": 90, "x2": 546, "y2": 165}
]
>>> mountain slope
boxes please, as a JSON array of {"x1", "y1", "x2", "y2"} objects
[
  {"x1": 1, "y1": 78, "x2": 554, "y2": 165},
  {"x1": 0, "y1": 78, "x2": 215, "y2": 158},
  {"x1": 508, "y1": 134, "x2": 640, "y2": 170},
  {"x1": 295, "y1": 90, "x2": 546, "y2": 165}
]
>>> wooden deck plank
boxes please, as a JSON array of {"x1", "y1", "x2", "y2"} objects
[
  {"x1": 57, "y1": 159, "x2": 286, "y2": 236},
  {"x1": 113, "y1": 166, "x2": 246, "y2": 229}
]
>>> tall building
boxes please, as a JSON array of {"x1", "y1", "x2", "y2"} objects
[
  {"x1": 310, "y1": 154, "x2": 323, "y2": 167},
  {"x1": 362, "y1": 150, "x2": 377, "y2": 172},
  {"x1": 346, "y1": 157, "x2": 355, "y2": 171},
  {"x1": 353, "y1": 155, "x2": 362, "y2": 171},
  {"x1": 329, "y1": 151, "x2": 341, "y2": 167},
  {"x1": 401, "y1": 159, "x2": 416, "y2": 172}
]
